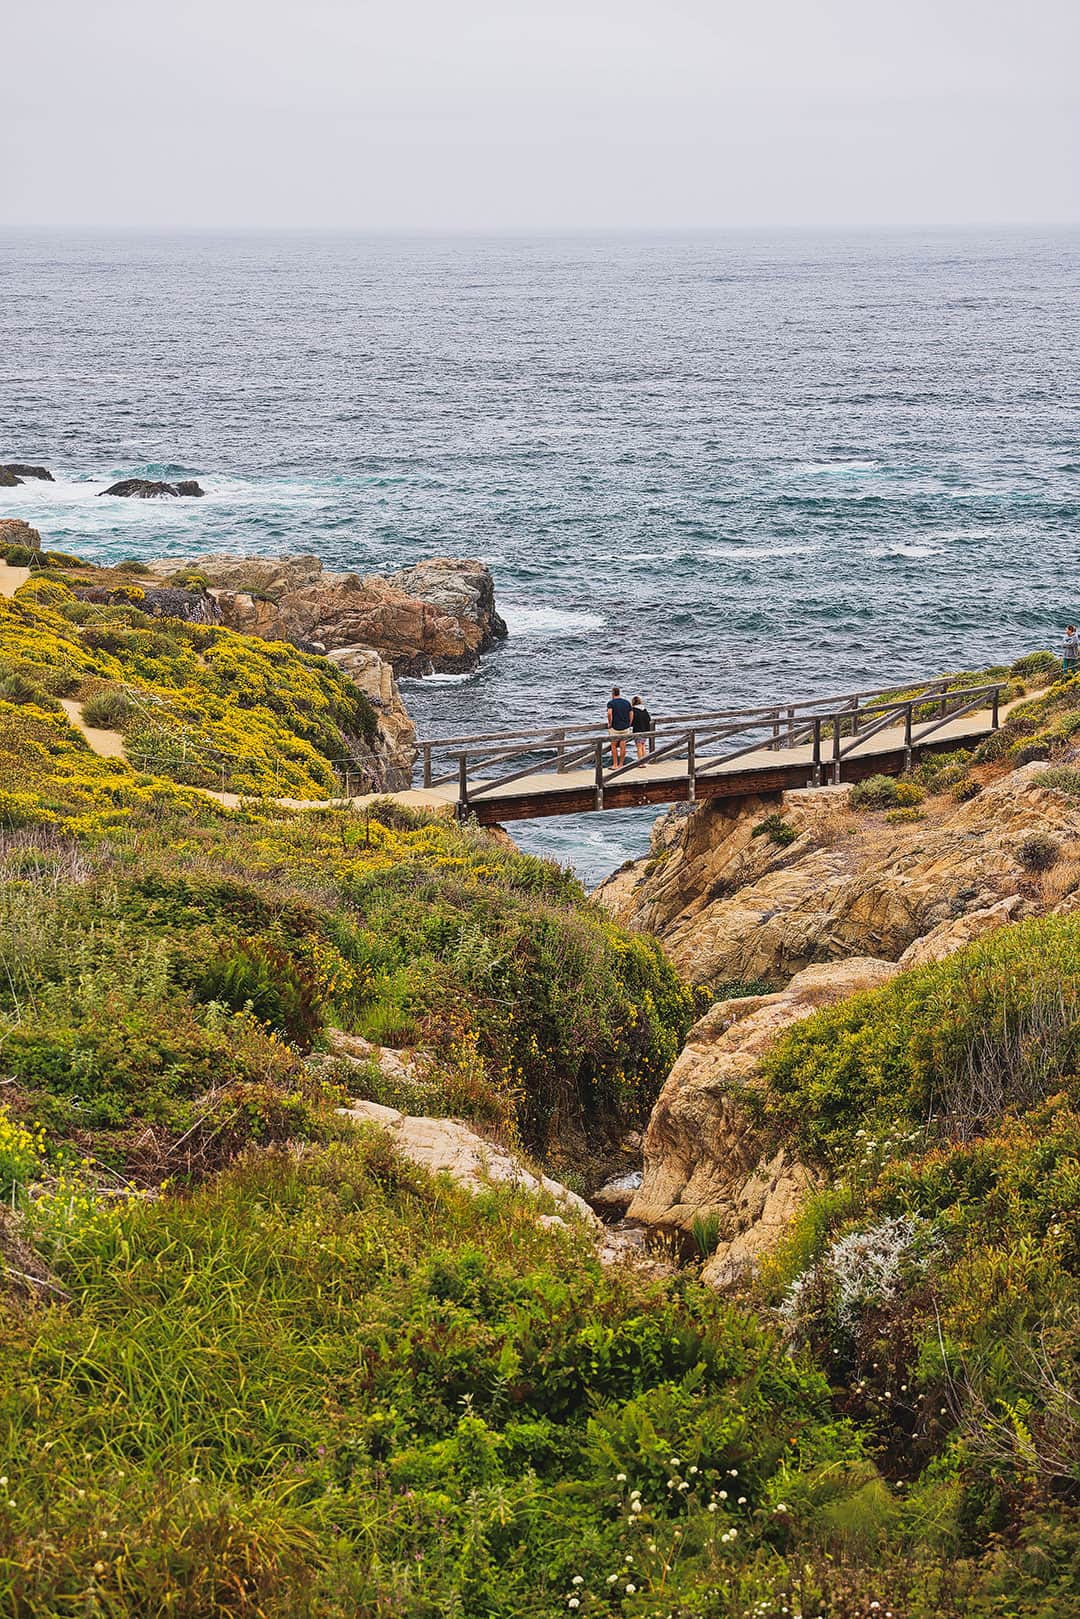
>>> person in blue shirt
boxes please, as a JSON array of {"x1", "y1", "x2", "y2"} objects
[{"x1": 607, "y1": 686, "x2": 633, "y2": 767}]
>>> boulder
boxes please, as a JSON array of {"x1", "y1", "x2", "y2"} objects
[
  {"x1": 0, "y1": 468, "x2": 21, "y2": 487},
  {"x1": 160, "y1": 552, "x2": 504, "y2": 676},
  {"x1": 339, "y1": 1099, "x2": 599, "y2": 1226},
  {"x1": 0, "y1": 519, "x2": 42, "y2": 552},
  {"x1": 390, "y1": 558, "x2": 508, "y2": 652},
  {"x1": 628, "y1": 957, "x2": 900, "y2": 1281},
  {"x1": 0, "y1": 463, "x2": 53, "y2": 484},
  {"x1": 100, "y1": 479, "x2": 204, "y2": 498}
]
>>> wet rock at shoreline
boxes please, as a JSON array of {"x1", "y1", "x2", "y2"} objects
[
  {"x1": 0, "y1": 463, "x2": 53, "y2": 484},
  {"x1": 390, "y1": 557, "x2": 508, "y2": 652},
  {"x1": 100, "y1": 478, "x2": 205, "y2": 498}
]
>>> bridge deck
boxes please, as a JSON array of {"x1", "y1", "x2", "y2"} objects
[{"x1": 404, "y1": 699, "x2": 1008, "y2": 824}]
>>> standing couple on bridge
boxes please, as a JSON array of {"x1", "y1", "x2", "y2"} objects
[{"x1": 606, "y1": 686, "x2": 652, "y2": 767}]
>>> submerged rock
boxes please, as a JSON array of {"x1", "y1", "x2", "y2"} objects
[{"x1": 100, "y1": 478, "x2": 205, "y2": 498}]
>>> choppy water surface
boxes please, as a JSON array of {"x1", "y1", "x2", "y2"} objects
[{"x1": 3, "y1": 227, "x2": 1079, "y2": 882}]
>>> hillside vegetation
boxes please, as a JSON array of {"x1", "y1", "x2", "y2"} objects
[{"x1": 2, "y1": 569, "x2": 1079, "y2": 1617}]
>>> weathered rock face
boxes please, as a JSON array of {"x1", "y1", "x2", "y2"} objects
[
  {"x1": 0, "y1": 463, "x2": 53, "y2": 484},
  {"x1": 604, "y1": 764, "x2": 1080, "y2": 1287},
  {"x1": 598, "y1": 768, "x2": 1080, "y2": 990},
  {"x1": 100, "y1": 479, "x2": 205, "y2": 498},
  {"x1": 325, "y1": 646, "x2": 417, "y2": 790},
  {"x1": 0, "y1": 519, "x2": 42, "y2": 551},
  {"x1": 154, "y1": 552, "x2": 505, "y2": 677},
  {"x1": 390, "y1": 558, "x2": 508, "y2": 652},
  {"x1": 628, "y1": 958, "x2": 899, "y2": 1266}
]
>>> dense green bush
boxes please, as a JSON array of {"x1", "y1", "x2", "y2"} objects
[
  {"x1": 1011, "y1": 649, "x2": 1061, "y2": 677},
  {"x1": 197, "y1": 937, "x2": 323, "y2": 1047},
  {"x1": 758, "y1": 915, "x2": 1080, "y2": 1161},
  {"x1": 751, "y1": 812, "x2": 798, "y2": 847}
]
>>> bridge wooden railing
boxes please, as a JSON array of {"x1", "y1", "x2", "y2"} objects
[{"x1": 415, "y1": 675, "x2": 1007, "y2": 815}]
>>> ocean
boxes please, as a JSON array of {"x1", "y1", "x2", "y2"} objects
[{"x1": 3, "y1": 226, "x2": 1079, "y2": 883}]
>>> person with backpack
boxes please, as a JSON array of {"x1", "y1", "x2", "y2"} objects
[
  {"x1": 1064, "y1": 626, "x2": 1079, "y2": 677},
  {"x1": 606, "y1": 686, "x2": 633, "y2": 767},
  {"x1": 631, "y1": 695, "x2": 652, "y2": 763}
]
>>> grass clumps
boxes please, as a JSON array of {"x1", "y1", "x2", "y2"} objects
[
  {"x1": 848, "y1": 775, "x2": 924, "y2": 811},
  {"x1": 758, "y1": 914, "x2": 1080, "y2": 1163}
]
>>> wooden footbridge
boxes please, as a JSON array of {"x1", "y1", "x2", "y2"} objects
[{"x1": 407, "y1": 676, "x2": 1009, "y2": 825}]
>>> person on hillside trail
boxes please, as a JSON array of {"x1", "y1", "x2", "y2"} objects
[
  {"x1": 1064, "y1": 626, "x2": 1079, "y2": 677},
  {"x1": 631, "y1": 695, "x2": 652, "y2": 763},
  {"x1": 607, "y1": 686, "x2": 632, "y2": 767}
]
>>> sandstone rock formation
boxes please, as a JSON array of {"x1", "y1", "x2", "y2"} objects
[
  {"x1": 325, "y1": 646, "x2": 417, "y2": 790},
  {"x1": 603, "y1": 764, "x2": 1080, "y2": 1288},
  {"x1": 0, "y1": 463, "x2": 53, "y2": 484},
  {"x1": 100, "y1": 479, "x2": 205, "y2": 498},
  {"x1": 0, "y1": 519, "x2": 42, "y2": 551},
  {"x1": 598, "y1": 768, "x2": 1080, "y2": 990}
]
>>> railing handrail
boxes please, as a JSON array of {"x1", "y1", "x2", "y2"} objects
[{"x1": 414, "y1": 673, "x2": 975, "y2": 751}]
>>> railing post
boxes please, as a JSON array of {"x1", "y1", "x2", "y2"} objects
[
  {"x1": 786, "y1": 705, "x2": 796, "y2": 747},
  {"x1": 555, "y1": 728, "x2": 567, "y2": 773},
  {"x1": 422, "y1": 742, "x2": 432, "y2": 788},
  {"x1": 849, "y1": 694, "x2": 859, "y2": 736},
  {"x1": 687, "y1": 729, "x2": 696, "y2": 803},
  {"x1": 939, "y1": 690, "x2": 948, "y2": 719},
  {"x1": 458, "y1": 753, "x2": 469, "y2": 817},
  {"x1": 594, "y1": 740, "x2": 604, "y2": 810},
  {"x1": 771, "y1": 708, "x2": 780, "y2": 751},
  {"x1": 812, "y1": 717, "x2": 822, "y2": 785},
  {"x1": 649, "y1": 730, "x2": 656, "y2": 757},
  {"x1": 904, "y1": 702, "x2": 913, "y2": 769},
  {"x1": 992, "y1": 686, "x2": 1000, "y2": 729},
  {"x1": 832, "y1": 711, "x2": 842, "y2": 784}
]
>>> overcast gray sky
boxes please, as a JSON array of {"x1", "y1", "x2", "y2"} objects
[{"x1": 5, "y1": 0, "x2": 1078, "y2": 228}]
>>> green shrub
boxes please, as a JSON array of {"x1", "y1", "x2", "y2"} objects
[
  {"x1": 1016, "y1": 831, "x2": 1060, "y2": 872},
  {"x1": 848, "y1": 774, "x2": 901, "y2": 810},
  {"x1": 894, "y1": 781, "x2": 925, "y2": 807},
  {"x1": 758, "y1": 915, "x2": 1080, "y2": 1161},
  {"x1": 81, "y1": 688, "x2": 134, "y2": 729},
  {"x1": 885, "y1": 806, "x2": 923, "y2": 824},
  {"x1": 1034, "y1": 766, "x2": 1080, "y2": 799},
  {"x1": 196, "y1": 938, "x2": 323, "y2": 1048},
  {"x1": 1010, "y1": 650, "x2": 1060, "y2": 677},
  {"x1": 1, "y1": 544, "x2": 36, "y2": 567},
  {"x1": 751, "y1": 812, "x2": 798, "y2": 847},
  {"x1": 0, "y1": 670, "x2": 55, "y2": 708},
  {"x1": 953, "y1": 777, "x2": 982, "y2": 802},
  {"x1": 691, "y1": 1210, "x2": 721, "y2": 1257}
]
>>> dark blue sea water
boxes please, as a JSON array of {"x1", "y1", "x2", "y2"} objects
[{"x1": 3, "y1": 227, "x2": 1079, "y2": 882}]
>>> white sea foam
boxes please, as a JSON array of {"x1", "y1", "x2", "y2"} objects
[
  {"x1": 791, "y1": 460, "x2": 880, "y2": 476},
  {"x1": 705, "y1": 541, "x2": 820, "y2": 562},
  {"x1": 871, "y1": 543, "x2": 944, "y2": 559},
  {"x1": 502, "y1": 604, "x2": 604, "y2": 635},
  {"x1": 400, "y1": 670, "x2": 479, "y2": 685}
]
